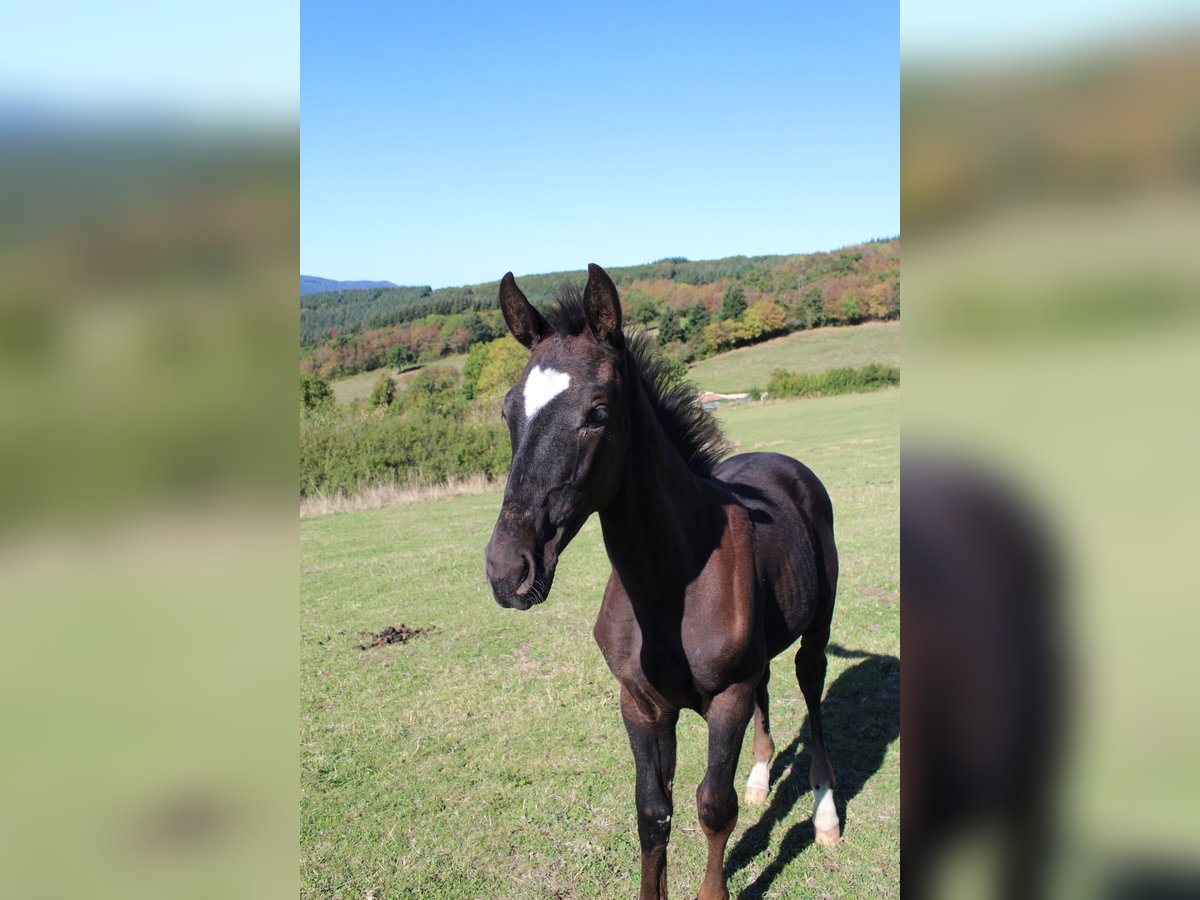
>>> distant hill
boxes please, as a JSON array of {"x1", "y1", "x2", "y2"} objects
[
  {"x1": 301, "y1": 275, "x2": 400, "y2": 295},
  {"x1": 299, "y1": 241, "x2": 900, "y2": 350}
]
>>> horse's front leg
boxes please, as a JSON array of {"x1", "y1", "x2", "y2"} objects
[
  {"x1": 696, "y1": 681, "x2": 756, "y2": 900},
  {"x1": 620, "y1": 686, "x2": 679, "y2": 900}
]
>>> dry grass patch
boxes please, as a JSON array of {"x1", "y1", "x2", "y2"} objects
[{"x1": 300, "y1": 474, "x2": 504, "y2": 517}]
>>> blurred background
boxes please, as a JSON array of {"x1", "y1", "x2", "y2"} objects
[
  {"x1": 7, "y1": 1, "x2": 1200, "y2": 896},
  {"x1": 903, "y1": 1, "x2": 1200, "y2": 897},
  {"x1": 0, "y1": 1, "x2": 297, "y2": 897}
]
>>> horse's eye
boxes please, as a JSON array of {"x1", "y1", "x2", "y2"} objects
[{"x1": 588, "y1": 405, "x2": 608, "y2": 427}]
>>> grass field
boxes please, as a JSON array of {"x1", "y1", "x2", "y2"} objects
[
  {"x1": 688, "y1": 321, "x2": 900, "y2": 394},
  {"x1": 301, "y1": 389, "x2": 899, "y2": 898}
]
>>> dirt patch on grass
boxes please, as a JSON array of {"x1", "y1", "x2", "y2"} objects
[{"x1": 356, "y1": 624, "x2": 435, "y2": 650}]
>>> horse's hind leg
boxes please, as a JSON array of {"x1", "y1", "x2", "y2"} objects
[
  {"x1": 744, "y1": 668, "x2": 774, "y2": 804},
  {"x1": 796, "y1": 626, "x2": 840, "y2": 845}
]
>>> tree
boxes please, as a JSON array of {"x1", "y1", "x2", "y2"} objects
[
  {"x1": 370, "y1": 373, "x2": 396, "y2": 408},
  {"x1": 720, "y1": 284, "x2": 747, "y2": 321},
  {"x1": 683, "y1": 301, "x2": 711, "y2": 341},
  {"x1": 465, "y1": 313, "x2": 493, "y2": 345},
  {"x1": 841, "y1": 291, "x2": 862, "y2": 324},
  {"x1": 628, "y1": 293, "x2": 661, "y2": 327},
  {"x1": 461, "y1": 340, "x2": 491, "y2": 400},
  {"x1": 802, "y1": 287, "x2": 824, "y2": 329},
  {"x1": 300, "y1": 373, "x2": 332, "y2": 411},
  {"x1": 746, "y1": 300, "x2": 786, "y2": 336},
  {"x1": 475, "y1": 337, "x2": 529, "y2": 403},
  {"x1": 657, "y1": 306, "x2": 684, "y2": 345},
  {"x1": 701, "y1": 320, "x2": 731, "y2": 354},
  {"x1": 386, "y1": 343, "x2": 416, "y2": 370}
]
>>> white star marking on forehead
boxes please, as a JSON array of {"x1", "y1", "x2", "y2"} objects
[{"x1": 523, "y1": 365, "x2": 571, "y2": 420}]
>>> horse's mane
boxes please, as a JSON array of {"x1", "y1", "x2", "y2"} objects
[{"x1": 544, "y1": 283, "x2": 730, "y2": 476}]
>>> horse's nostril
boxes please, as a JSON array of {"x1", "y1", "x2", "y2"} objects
[{"x1": 514, "y1": 550, "x2": 536, "y2": 596}]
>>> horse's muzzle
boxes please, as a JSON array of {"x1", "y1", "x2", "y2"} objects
[{"x1": 485, "y1": 532, "x2": 549, "y2": 610}]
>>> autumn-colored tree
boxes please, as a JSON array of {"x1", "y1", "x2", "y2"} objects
[
  {"x1": 408, "y1": 323, "x2": 446, "y2": 360},
  {"x1": 746, "y1": 300, "x2": 786, "y2": 336},
  {"x1": 865, "y1": 282, "x2": 896, "y2": 319},
  {"x1": 442, "y1": 322, "x2": 471, "y2": 354},
  {"x1": 701, "y1": 320, "x2": 731, "y2": 354}
]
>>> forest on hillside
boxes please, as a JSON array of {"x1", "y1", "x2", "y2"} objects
[{"x1": 300, "y1": 239, "x2": 900, "y2": 379}]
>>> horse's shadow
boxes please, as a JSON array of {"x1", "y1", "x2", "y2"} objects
[{"x1": 725, "y1": 644, "x2": 900, "y2": 897}]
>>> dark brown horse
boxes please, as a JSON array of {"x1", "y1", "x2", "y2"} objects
[{"x1": 484, "y1": 265, "x2": 840, "y2": 900}]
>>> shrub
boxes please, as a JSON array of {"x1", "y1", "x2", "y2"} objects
[
  {"x1": 370, "y1": 373, "x2": 395, "y2": 408},
  {"x1": 301, "y1": 373, "x2": 333, "y2": 411},
  {"x1": 401, "y1": 365, "x2": 467, "y2": 419},
  {"x1": 300, "y1": 407, "x2": 510, "y2": 497}
]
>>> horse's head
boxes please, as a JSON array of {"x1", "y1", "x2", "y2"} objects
[{"x1": 484, "y1": 264, "x2": 628, "y2": 609}]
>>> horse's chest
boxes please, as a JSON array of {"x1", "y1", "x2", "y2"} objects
[{"x1": 596, "y1": 608, "x2": 750, "y2": 711}]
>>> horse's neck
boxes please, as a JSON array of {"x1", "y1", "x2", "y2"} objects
[{"x1": 598, "y1": 377, "x2": 725, "y2": 598}]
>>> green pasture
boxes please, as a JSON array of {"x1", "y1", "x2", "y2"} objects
[
  {"x1": 689, "y1": 321, "x2": 900, "y2": 394},
  {"x1": 301, "y1": 390, "x2": 899, "y2": 898}
]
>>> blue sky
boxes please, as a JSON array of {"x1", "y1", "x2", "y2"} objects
[
  {"x1": 302, "y1": 1, "x2": 898, "y2": 287},
  {"x1": 2, "y1": 0, "x2": 297, "y2": 118}
]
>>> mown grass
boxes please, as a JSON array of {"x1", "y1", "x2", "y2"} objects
[
  {"x1": 689, "y1": 321, "x2": 900, "y2": 394},
  {"x1": 301, "y1": 390, "x2": 899, "y2": 898}
]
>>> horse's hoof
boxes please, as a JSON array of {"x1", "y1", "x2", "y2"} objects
[
  {"x1": 814, "y1": 824, "x2": 841, "y2": 846},
  {"x1": 745, "y1": 786, "x2": 768, "y2": 805}
]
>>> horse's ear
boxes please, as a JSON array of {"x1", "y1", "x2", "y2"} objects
[
  {"x1": 499, "y1": 272, "x2": 551, "y2": 349},
  {"x1": 583, "y1": 263, "x2": 623, "y2": 349}
]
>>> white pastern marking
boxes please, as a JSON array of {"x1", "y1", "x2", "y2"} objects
[
  {"x1": 523, "y1": 365, "x2": 570, "y2": 420},
  {"x1": 747, "y1": 761, "x2": 770, "y2": 792},
  {"x1": 812, "y1": 784, "x2": 839, "y2": 833}
]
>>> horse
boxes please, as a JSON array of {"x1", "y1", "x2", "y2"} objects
[{"x1": 484, "y1": 264, "x2": 840, "y2": 900}]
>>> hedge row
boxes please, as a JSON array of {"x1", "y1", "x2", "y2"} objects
[
  {"x1": 766, "y1": 363, "x2": 899, "y2": 398},
  {"x1": 300, "y1": 410, "x2": 510, "y2": 497}
]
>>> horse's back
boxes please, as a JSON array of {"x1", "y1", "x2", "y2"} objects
[{"x1": 712, "y1": 452, "x2": 837, "y2": 655}]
